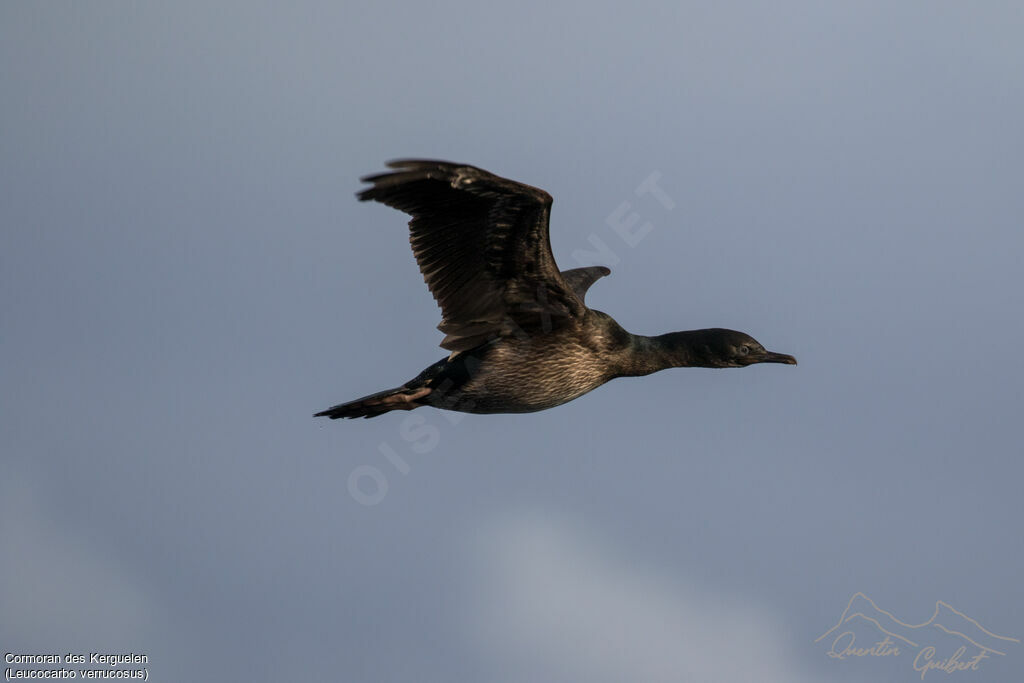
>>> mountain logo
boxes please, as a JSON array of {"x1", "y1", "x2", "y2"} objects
[{"x1": 816, "y1": 592, "x2": 1018, "y2": 678}]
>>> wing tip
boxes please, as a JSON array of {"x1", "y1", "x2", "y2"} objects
[
  {"x1": 356, "y1": 159, "x2": 470, "y2": 201},
  {"x1": 385, "y1": 158, "x2": 463, "y2": 170}
]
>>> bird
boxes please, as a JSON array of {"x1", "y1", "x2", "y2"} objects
[{"x1": 316, "y1": 160, "x2": 796, "y2": 419}]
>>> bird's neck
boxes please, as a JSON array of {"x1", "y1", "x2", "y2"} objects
[{"x1": 620, "y1": 330, "x2": 712, "y2": 376}]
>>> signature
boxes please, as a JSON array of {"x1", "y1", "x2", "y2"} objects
[{"x1": 816, "y1": 592, "x2": 1017, "y2": 678}]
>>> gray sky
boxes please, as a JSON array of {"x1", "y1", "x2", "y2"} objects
[{"x1": 2, "y1": 2, "x2": 1022, "y2": 681}]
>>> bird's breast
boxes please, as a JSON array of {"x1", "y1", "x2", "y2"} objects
[{"x1": 432, "y1": 337, "x2": 614, "y2": 414}]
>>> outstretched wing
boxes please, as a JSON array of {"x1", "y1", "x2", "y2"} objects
[{"x1": 358, "y1": 159, "x2": 590, "y2": 352}]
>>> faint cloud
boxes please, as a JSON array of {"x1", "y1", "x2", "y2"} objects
[
  {"x1": 464, "y1": 509, "x2": 843, "y2": 683},
  {"x1": 0, "y1": 474, "x2": 159, "y2": 646}
]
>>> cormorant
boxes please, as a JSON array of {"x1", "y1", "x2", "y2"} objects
[{"x1": 316, "y1": 160, "x2": 795, "y2": 419}]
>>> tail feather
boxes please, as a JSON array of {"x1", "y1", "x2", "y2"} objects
[{"x1": 314, "y1": 385, "x2": 432, "y2": 419}]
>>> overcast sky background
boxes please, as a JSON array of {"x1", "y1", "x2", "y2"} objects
[{"x1": 2, "y1": 2, "x2": 1022, "y2": 682}]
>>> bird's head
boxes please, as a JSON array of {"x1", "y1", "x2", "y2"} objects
[{"x1": 688, "y1": 328, "x2": 797, "y2": 368}]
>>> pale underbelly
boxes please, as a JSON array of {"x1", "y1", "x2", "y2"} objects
[{"x1": 425, "y1": 351, "x2": 613, "y2": 414}]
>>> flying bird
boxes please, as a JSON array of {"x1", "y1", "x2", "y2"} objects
[{"x1": 316, "y1": 160, "x2": 795, "y2": 419}]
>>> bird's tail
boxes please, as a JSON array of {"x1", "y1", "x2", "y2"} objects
[{"x1": 314, "y1": 385, "x2": 432, "y2": 420}]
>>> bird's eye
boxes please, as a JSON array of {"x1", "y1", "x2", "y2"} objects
[{"x1": 738, "y1": 345, "x2": 750, "y2": 355}]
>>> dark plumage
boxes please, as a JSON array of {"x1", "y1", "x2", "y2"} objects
[{"x1": 316, "y1": 160, "x2": 796, "y2": 419}]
